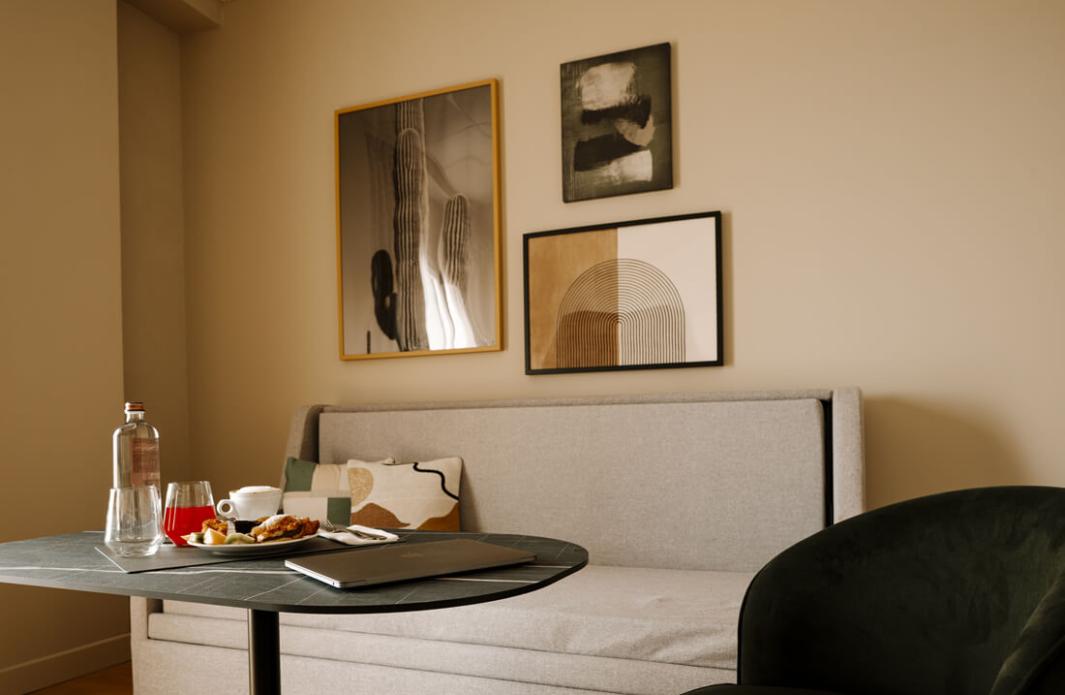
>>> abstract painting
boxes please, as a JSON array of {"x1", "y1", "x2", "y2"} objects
[
  {"x1": 524, "y1": 212, "x2": 722, "y2": 374},
  {"x1": 560, "y1": 43, "x2": 672, "y2": 202},
  {"x1": 335, "y1": 80, "x2": 502, "y2": 360}
]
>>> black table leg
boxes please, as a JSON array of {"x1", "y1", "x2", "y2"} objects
[{"x1": 248, "y1": 609, "x2": 281, "y2": 695}]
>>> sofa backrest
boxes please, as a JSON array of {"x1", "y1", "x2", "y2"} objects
[{"x1": 284, "y1": 388, "x2": 864, "y2": 572}]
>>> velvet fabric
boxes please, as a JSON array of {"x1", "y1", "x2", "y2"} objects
[{"x1": 682, "y1": 487, "x2": 1065, "y2": 695}]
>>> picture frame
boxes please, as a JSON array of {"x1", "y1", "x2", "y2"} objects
[
  {"x1": 335, "y1": 79, "x2": 503, "y2": 361},
  {"x1": 560, "y1": 42, "x2": 673, "y2": 202},
  {"x1": 523, "y1": 212, "x2": 723, "y2": 375}
]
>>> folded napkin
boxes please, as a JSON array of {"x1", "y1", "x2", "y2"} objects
[{"x1": 317, "y1": 524, "x2": 399, "y2": 546}]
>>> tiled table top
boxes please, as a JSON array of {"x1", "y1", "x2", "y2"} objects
[{"x1": 0, "y1": 530, "x2": 588, "y2": 614}]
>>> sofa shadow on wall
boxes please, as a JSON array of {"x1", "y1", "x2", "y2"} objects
[{"x1": 864, "y1": 396, "x2": 1024, "y2": 510}]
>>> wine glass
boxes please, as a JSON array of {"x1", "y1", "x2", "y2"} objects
[
  {"x1": 105, "y1": 486, "x2": 162, "y2": 557},
  {"x1": 163, "y1": 481, "x2": 217, "y2": 546}
]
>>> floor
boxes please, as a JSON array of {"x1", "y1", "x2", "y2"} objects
[{"x1": 29, "y1": 662, "x2": 132, "y2": 695}]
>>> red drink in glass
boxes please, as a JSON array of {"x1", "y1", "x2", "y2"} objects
[
  {"x1": 163, "y1": 481, "x2": 217, "y2": 546},
  {"x1": 163, "y1": 504, "x2": 216, "y2": 546}
]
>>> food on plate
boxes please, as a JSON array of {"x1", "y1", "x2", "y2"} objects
[
  {"x1": 202, "y1": 528, "x2": 227, "y2": 545},
  {"x1": 202, "y1": 517, "x2": 230, "y2": 535},
  {"x1": 249, "y1": 515, "x2": 319, "y2": 542},
  {"x1": 179, "y1": 514, "x2": 318, "y2": 546}
]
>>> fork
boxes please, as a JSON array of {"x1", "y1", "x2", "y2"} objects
[{"x1": 320, "y1": 520, "x2": 391, "y2": 541}]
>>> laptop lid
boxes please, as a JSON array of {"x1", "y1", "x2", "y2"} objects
[{"x1": 285, "y1": 539, "x2": 535, "y2": 589}]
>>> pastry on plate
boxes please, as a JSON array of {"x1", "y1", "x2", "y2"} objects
[
  {"x1": 201, "y1": 518, "x2": 230, "y2": 535},
  {"x1": 249, "y1": 514, "x2": 318, "y2": 542}
]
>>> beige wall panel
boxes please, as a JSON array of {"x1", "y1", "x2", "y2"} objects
[
  {"x1": 0, "y1": 0, "x2": 129, "y2": 685},
  {"x1": 180, "y1": 0, "x2": 1065, "y2": 509},
  {"x1": 118, "y1": 0, "x2": 192, "y2": 485}
]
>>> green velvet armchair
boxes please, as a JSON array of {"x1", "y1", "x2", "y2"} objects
[{"x1": 684, "y1": 486, "x2": 1065, "y2": 695}]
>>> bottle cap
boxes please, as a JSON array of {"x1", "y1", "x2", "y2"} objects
[{"x1": 124, "y1": 401, "x2": 145, "y2": 412}]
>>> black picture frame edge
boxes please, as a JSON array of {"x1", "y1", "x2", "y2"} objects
[
  {"x1": 562, "y1": 176, "x2": 674, "y2": 204},
  {"x1": 559, "y1": 41, "x2": 672, "y2": 76},
  {"x1": 523, "y1": 210, "x2": 724, "y2": 376}
]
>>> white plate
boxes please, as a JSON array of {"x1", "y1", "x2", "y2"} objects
[{"x1": 185, "y1": 534, "x2": 317, "y2": 556}]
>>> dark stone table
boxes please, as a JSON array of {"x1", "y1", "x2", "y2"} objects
[{"x1": 0, "y1": 530, "x2": 588, "y2": 694}]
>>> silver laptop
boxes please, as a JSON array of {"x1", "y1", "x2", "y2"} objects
[{"x1": 284, "y1": 539, "x2": 536, "y2": 589}]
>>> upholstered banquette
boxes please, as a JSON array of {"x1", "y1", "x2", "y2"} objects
[{"x1": 131, "y1": 389, "x2": 864, "y2": 694}]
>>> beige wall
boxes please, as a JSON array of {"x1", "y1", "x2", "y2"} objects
[
  {"x1": 180, "y1": 0, "x2": 1065, "y2": 508},
  {"x1": 2, "y1": 1, "x2": 1061, "y2": 682},
  {"x1": 0, "y1": 0, "x2": 130, "y2": 690},
  {"x1": 118, "y1": 0, "x2": 193, "y2": 485}
]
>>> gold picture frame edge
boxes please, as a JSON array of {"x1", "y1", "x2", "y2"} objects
[
  {"x1": 334, "y1": 78, "x2": 504, "y2": 361},
  {"x1": 339, "y1": 344, "x2": 501, "y2": 362}
]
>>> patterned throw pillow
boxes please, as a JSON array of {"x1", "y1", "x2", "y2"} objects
[
  {"x1": 281, "y1": 456, "x2": 463, "y2": 531},
  {"x1": 281, "y1": 456, "x2": 394, "y2": 525},
  {"x1": 347, "y1": 457, "x2": 462, "y2": 531}
]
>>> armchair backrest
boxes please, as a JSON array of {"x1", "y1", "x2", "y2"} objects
[{"x1": 738, "y1": 486, "x2": 1065, "y2": 695}]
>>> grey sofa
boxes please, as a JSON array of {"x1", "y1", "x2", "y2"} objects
[{"x1": 131, "y1": 389, "x2": 864, "y2": 694}]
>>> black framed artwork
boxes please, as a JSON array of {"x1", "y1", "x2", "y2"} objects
[
  {"x1": 524, "y1": 212, "x2": 723, "y2": 375},
  {"x1": 560, "y1": 42, "x2": 673, "y2": 202}
]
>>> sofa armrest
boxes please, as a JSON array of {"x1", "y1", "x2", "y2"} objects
[
  {"x1": 281, "y1": 405, "x2": 327, "y2": 488},
  {"x1": 130, "y1": 596, "x2": 161, "y2": 641},
  {"x1": 831, "y1": 387, "x2": 864, "y2": 522}
]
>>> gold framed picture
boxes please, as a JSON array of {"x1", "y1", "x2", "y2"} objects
[{"x1": 335, "y1": 79, "x2": 502, "y2": 360}]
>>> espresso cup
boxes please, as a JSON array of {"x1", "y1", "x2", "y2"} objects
[{"x1": 216, "y1": 485, "x2": 282, "y2": 521}]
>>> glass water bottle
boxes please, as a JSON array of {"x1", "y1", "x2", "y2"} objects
[{"x1": 113, "y1": 401, "x2": 161, "y2": 489}]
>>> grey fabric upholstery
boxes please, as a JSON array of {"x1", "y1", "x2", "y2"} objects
[
  {"x1": 281, "y1": 404, "x2": 323, "y2": 487},
  {"x1": 133, "y1": 388, "x2": 864, "y2": 695},
  {"x1": 160, "y1": 565, "x2": 752, "y2": 669},
  {"x1": 151, "y1": 562, "x2": 748, "y2": 695},
  {"x1": 830, "y1": 388, "x2": 864, "y2": 520},
  {"x1": 312, "y1": 394, "x2": 835, "y2": 572}
]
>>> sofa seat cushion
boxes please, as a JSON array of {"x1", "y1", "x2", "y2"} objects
[
  {"x1": 148, "y1": 614, "x2": 733, "y2": 695},
  {"x1": 161, "y1": 564, "x2": 753, "y2": 670}
]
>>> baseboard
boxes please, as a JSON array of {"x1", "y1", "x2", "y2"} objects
[{"x1": 0, "y1": 633, "x2": 130, "y2": 694}]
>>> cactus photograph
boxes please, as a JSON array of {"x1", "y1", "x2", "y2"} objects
[{"x1": 336, "y1": 80, "x2": 502, "y2": 360}]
